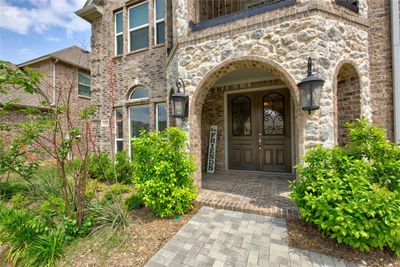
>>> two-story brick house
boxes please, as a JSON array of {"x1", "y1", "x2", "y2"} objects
[{"x1": 77, "y1": 0, "x2": 399, "y2": 186}]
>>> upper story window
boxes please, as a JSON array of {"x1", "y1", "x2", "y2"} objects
[
  {"x1": 335, "y1": 0, "x2": 359, "y2": 12},
  {"x1": 129, "y1": 86, "x2": 149, "y2": 100},
  {"x1": 129, "y1": 2, "x2": 149, "y2": 52},
  {"x1": 115, "y1": 11, "x2": 124, "y2": 55},
  {"x1": 78, "y1": 70, "x2": 91, "y2": 97},
  {"x1": 154, "y1": 0, "x2": 165, "y2": 45}
]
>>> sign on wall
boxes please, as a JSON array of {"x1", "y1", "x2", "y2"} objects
[{"x1": 207, "y1": 125, "x2": 218, "y2": 174}]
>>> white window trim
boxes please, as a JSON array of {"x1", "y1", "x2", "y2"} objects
[
  {"x1": 129, "y1": 87, "x2": 150, "y2": 101},
  {"x1": 154, "y1": 0, "x2": 165, "y2": 45},
  {"x1": 128, "y1": 1, "x2": 149, "y2": 52},
  {"x1": 156, "y1": 102, "x2": 166, "y2": 131},
  {"x1": 128, "y1": 104, "x2": 150, "y2": 158},
  {"x1": 77, "y1": 70, "x2": 91, "y2": 97},
  {"x1": 115, "y1": 11, "x2": 124, "y2": 56},
  {"x1": 115, "y1": 107, "x2": 124, "y2": 154}
]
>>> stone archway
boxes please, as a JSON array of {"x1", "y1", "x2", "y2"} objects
[{"x1": 188, "y1": 56, "x2": 304, "y2": 186}]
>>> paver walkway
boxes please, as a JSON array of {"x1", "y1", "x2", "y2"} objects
[{"x1": 146, "y1": 207, "x2": 364, "y2": 267}]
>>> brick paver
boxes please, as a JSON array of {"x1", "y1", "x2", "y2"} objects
[
  {"x1": 146, "y1": 207, "x2": 364, "y2": 267},
  {"x1": 196, "y1": 171, "x2": 299, "y2": 219}
]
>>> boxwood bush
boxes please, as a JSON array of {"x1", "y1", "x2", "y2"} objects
[
  {"x1": 291, "y1": 119, "x2": 400, "y2": 256},
  {"x1": 131, "y1": 127, "x2": 197, "y2": 218}
]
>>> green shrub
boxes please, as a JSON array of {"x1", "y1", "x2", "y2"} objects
[
  {"x1": 0, "y1": 181, "x2": 28, "y2": 200},
  {"x1": 87, "y1": 152, "x2": 113, "y2": 182},
  {"x1": 0, "y1": 203, "x2": 66, "y2": 267},
  {"x1": 88, "y1": 198, "x2": 130, "y2": 230},
  {"x1": 347, "y1": 119, "x2": 400, "y2": 191},
  {"x1": 10, "y1": 193, "x2": 30, "y2": 208},
  {"x1": 291, "y1": 120, "x2": 400, "y2": 256},
  {"x1": 114, "y1": 151, "x2": 133, "y2": 184},
  {"x1": 39, "y1": 195, "x2": 66, "y2": 221},
  {"x1": 101, "y1": 183, "x2": 131, "y2": 203},
  {"x1": 24, "y1": 229, "x2": 66, "y2": 267},
  {"x1": 87, "y1": 151, "x2": 133, "y2": 184},
  {"x1": 63, "y1": 216, "x2": 93, "y2": 241},
  {"x1": 132, "y1": 127, "x2": 197, "y2": 218},
  {"x1": 125, "y1": 193, "x2": 144, "y2": 210}
]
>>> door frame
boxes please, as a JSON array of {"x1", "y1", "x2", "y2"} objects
[{"x1": 224, "y1": 85, "x2": 295, "y2": 173}]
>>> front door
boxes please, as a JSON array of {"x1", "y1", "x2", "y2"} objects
[{"x1": 228, "y1": 89, "x2": 291, "y2": 172}]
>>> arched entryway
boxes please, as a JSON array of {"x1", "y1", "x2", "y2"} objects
[
  {"x1": 335, "y1": 63, "x2": 362, "y2": 146},
  {"x1": 189, "y1": 57, "x2": 302, "y2": 185}
]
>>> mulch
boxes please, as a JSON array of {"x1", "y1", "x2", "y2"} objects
[
  {"x1": 62, "y1": 204, "x2": 201, "y2": 267},
  {"x1": 287, "y1": 218, "x2": 400, "y2": 267}
]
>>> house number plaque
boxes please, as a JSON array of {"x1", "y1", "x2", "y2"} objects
[{"x1": 207, "y1": 125, "x2": 218, "y2": 174}]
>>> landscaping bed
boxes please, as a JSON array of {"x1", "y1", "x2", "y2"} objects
[
  {"x1": 62, "y1": 204, "x2": 200, "y2": 267},
  {"x1": 287, "y1": 218, "x2": 400, "y2": 267}
]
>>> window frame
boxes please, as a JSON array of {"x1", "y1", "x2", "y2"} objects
[
  {"x1": 128, "y1": 104, "x2": 150, "y2": 158},
  {"x1": 115, "y1": 10, "x2": 124, "y2": 56},
  {"x1": 156, "y1": 102, "x2": 167, "y2": 131},
  {"x1": 154, "y1": 0, "x2": 165, "y2": 45},
  {"x1": 335, "y1": 0, "x2": 359, "y2": 13},
  {"x1": 129, "y1": 86, "x2": 150, "y2": 101},
  {"x1": 115, "y1": 107, "x2": 124, "y2": 154},
  {"x1": 77, "y1": 70, "x2": 91, "y2": 98},
  {"x1": 128, "y1": 1, "x2": 150, "y2": 52}
]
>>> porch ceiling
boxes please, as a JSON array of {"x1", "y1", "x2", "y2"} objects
[{"x1": 213, "y1": 68, "x2": 277, "y2": 87}]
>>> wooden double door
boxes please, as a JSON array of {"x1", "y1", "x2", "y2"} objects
[{"x1": 228, "y1": 89, "x2": 291, "y2": 172}]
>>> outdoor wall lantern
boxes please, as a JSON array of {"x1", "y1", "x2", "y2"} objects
[
  {"x1": 297, "y1": 57, "x2": 325, "y2": 114},
  {"x1": 171, "y1": 78, "x2": 189, "y2": 118}
]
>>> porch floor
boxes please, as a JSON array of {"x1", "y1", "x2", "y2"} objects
[{"x1": 196, "y1": 171, "x2": 299, "y2": 219}]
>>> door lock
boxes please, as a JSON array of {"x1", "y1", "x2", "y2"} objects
[{"x1": 258, "y1": 132, "x2": 262, "y2": 150}]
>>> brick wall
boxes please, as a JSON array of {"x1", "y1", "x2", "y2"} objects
[
  {"x1": 90, "y1": 0, "x2": 168, "y2": 153},
  {"x1": 368, "y1": 0, "x2": 394, "y2": 140},
  {"x1": 336, "y1": 63, "x2": 362, "y2": 146}
]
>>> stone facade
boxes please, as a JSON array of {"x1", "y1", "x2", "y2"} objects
[{"x1": 79, "y1": 0, "x2": 395, "y2": 187}]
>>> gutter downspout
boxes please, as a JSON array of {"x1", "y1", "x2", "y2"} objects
[{"x1": 391, "y1": 0, "x2": 400, "y2": 143}]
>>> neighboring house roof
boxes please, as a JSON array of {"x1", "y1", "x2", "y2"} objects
[
  {"x1": 0, "y1": 62, "x2": 46, "y2": 109},
  {"x1": 1, "y1": 45, "x2": 91, "y2": 109},
  {"x1": 17, "y1": 45, "x2": 90, "y2": 71}
]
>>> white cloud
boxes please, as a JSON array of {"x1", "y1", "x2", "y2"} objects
[{"x1": 0, "y1": 0, "x2": 89, "y2": 35}]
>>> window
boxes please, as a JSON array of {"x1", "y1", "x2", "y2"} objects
[
  {"x1": 129, "y1": 86, "x2": 149, "y2": 100},
  {"x1": 129, "y1": 105, "x2": 150, "y2": 157},
  {"x1": 154, "y1": 0, "x2": 165, "y2": 45},
  {"x1": 78, "y1": 70, "x2": 91, "y2": 97},
  {"x1": 115, "y1": 11, "x2": 124, "y2": 55},
  {"x1": 128, "y1": 2, "x2": 149, "y2": 51},
  {"x1": 156, "y1": 103, "x2": 167, "y2": 131},
  {"x1": 335, "y1": 0, "x2": 359, "y2": 12},
  {"x1": 115, "y1": 108, "x2": 123, "y2": 153}
]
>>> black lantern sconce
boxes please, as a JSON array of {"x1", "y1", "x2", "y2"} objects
[
  {"x1": 171, "y1": 78, "x2": 189, "y2": 118},
  {"x1": 297, "y1": 57, "x2": 325, "y2": 114}
]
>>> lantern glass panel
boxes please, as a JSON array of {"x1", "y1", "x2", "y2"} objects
[
  {"x1": 312, "y1": 81, "x2": 323, "y2": 108},
  {"x1": 173, "y1": 96, "x2": 186, "y2": 117}
]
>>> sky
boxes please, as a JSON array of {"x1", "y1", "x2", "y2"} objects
[{"x1": 0, "y1": 0, "x2": 91, "y2": 64}]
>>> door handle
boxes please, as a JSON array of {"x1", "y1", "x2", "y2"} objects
[{"x1": 258, "y1": 132, "x2": 262, "y2": 150}]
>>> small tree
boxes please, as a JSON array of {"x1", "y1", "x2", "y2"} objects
[{"x1": 0, "y1": 61, "x2": 96, "y2": 226}]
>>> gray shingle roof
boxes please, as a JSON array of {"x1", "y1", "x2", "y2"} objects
[{"x1": 18, "y1": 45, "x2": 90, "y2": 70}]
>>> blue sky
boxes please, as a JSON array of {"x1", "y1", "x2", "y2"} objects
[{"x1": 0, "y1": 0, "x2": 91, "y2": 64}]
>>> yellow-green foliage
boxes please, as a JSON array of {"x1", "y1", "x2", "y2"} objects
[
  {"x1": 131, "y1": 128, "x2": 197, "y2": 218},
  {"x1": 291, "y1": 120, "x2": 400, "y2": 256}
]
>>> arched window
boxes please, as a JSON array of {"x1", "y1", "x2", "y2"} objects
[{"x1": 129, "y1": 86, "x2": 149, "y2": 100}]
